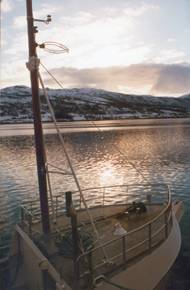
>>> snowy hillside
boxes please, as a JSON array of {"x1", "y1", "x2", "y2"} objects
[
  {"x1": 1, "y1": 86, "x2": 190, "y2": 123},
  {"x1": 180, "y1": 93, "x2": 190, "y2": 100}
]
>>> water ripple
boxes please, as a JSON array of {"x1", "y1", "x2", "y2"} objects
[{"x1": 0, "y1": 125, "x2": 190, "y2": 286}]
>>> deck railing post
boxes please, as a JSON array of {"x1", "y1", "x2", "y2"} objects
[
  {"x1": 65, "y1": 191, "x2": 80, "y2": 290},
  {"x1": 30, "y1": 200, "x2": 33, "y2": 215},
  {"x1": 103, "y1": 188, "x2": 105, "y2": 207},
  {"x1": 79, "y1": 192, "x2": 82, "y2": 210},
  {"x1": 122, "y1": 236, "x2": 127, "y2": 262},
  {"x1": 102, "y1": 188, "x2": 105, "y2": 217},
  {"x1": 146, "y1": 193, "x2": 151, "y2": 204},
  {"x1": 21, "y1": 206, "x2": 24, "y2": 224},
  {"x1": 41, "y1": 269, "x2": 48, "y2": 290},
  {"x1": 28, "y1": 212, "x2": 32, "y2": 234},
  {"x1": 148, "y1": 223, "x2": 152, "y2": 251},
  {"x1": 169, "y1": 202, "x2": 173, "y2": 228},
  {"x1": 55, "y1": 196, "x2": 58, "y2": 218},
  {"x1": 126, "y1": 186, "x2": 128, "y2": 204},
  {"x1": 165, "y1": 210, "x2": 168, "y2": 238},
  {"x1": 88, "y1": 251, "x2": 94, "y2": 284}
]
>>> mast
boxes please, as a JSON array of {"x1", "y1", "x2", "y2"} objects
[{"x1": 26, "y1": 0, "x2": 50, "y2": 234}]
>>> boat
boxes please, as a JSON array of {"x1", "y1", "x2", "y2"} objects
[{"x1": 0, "y1": 1, "x2": 184, "y2": 290}]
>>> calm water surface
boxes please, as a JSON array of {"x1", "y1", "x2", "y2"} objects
[{"x1": 0, "y1": 123, "x2": 190, "y2": 289}]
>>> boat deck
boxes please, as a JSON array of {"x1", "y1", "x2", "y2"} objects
[
  {"x1": 37, "y1": 204, "x2": 165, "y2": 288},
  {"x1": 15, "y1": 184, "x2": 172, "y2": 290}
]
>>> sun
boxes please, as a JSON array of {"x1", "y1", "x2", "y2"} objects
[{"x1": 101, "y1": 167, "x2": 114, "y2": 182}]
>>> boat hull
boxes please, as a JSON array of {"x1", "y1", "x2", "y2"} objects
[
  {"x1": 97, "y1": 201, "x2": 184, "y2": 290},
  {"x1": 9, "y1": 200, "x2": 183, "y2": 290}
]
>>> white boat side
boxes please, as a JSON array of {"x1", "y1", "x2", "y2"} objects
[{"x1": 98, "y1": 201, "x2": 184, "y2": 290}]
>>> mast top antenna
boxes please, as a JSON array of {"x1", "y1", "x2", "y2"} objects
[{"x1": 34, "y1": 14, "x2": 52, "y2": 24}]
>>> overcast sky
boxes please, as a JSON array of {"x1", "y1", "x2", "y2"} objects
[{"x1": 1, "y1": 0, "x2": 190, "y2": 96}]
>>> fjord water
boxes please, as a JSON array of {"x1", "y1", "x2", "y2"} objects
[{"x1": 0, "y1": 122, "x2": 190, "y2": 288}]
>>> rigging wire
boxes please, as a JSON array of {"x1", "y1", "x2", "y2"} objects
[
  {"x1": 39, "y1": 134, "x2": 56, "y2": 223},
  {"x1": 38, "y1": 59, "x2": 150, "y2": 262},
  {"x1": 46, "y1": 162, "x2": 56, "y2": 222},
  {"x1": 46, "y1": 162, "x2": 72, "y2": 175},
  {"x1": 40, "y1": 61, "x2": 149, "y2": 183},
  {"x1": 38, "y1": 71, "x2": 109, "y2": 261},
  {"x1": 40, "y1": 62, "x2": 66, "y2": 89}
]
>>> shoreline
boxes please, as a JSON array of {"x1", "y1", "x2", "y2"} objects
[{"x1": 0, "y1": 117, "x2": 190, "y2": 137}]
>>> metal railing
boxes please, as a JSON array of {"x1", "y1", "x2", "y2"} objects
[
  {"x1": 20, "y1": 183, "x2": 169, "y2": 230},
  {"x1": 75, "y1": 185, "x2": 172, "y2": 281},
  {"x1": 19, "y1": 183, "x2": 173, "y2": 285}
]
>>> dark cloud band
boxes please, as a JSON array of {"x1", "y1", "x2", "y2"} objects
[{"x1": 44, "y1": 63, "x2": 190, "y2": 96}]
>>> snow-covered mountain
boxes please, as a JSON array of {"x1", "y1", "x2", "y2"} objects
[
  {"x1": 1, "y1": 86, "x2": 190, "y2": 123},
  {"x1": 180, "y1": 93, "x2": 190, "y2": 100}
]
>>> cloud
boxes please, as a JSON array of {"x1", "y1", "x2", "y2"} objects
[
  {"x1": 13, "y1": 3, "x2": 63, "y2": 29},
  {"x1": 42, "y1": 63, "x2": 190, "y2": 96},
  {"x1": 13, "y1": 16, "x2": 26, "y2": 29},
  {"x1": 123, "y1": 3, "x2": 159, "y2": 17},
  {"x1": 34, "y1": 5, "x2": 159, "y2": 70},
  {"x1": 1, "y1": 0, "x2": 189, "y2": 93},
  {"x1": 1, "y1": 0, "x2": 13, "y2": 13},
  {"x1": 167, "y1": 38, "x2": 176, "y2": 43},
  {"x1": 154, "y1": 49, "x2": 187, "y2": 64},
  {"x1": 150, "y1": 64, "x2": 190, "y2": 95},
  {"x1": 33, "y1": 3, "x2": 63, "y2": 19}
]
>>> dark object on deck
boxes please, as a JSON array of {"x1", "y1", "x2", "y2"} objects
[
  {"x1": 54, "y1": 229, "x2": 94, "y2": 258},
  {"x1": 125, "y1": 202, "x2": 147, "y2": 215}
]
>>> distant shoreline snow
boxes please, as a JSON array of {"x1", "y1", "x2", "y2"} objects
[{"x1": 1, "y1": 86, "x2": 190, "y2": 124}]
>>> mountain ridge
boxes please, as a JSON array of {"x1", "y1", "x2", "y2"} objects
[{"x1": 1, "y1": 86, "x2": 190, "y2": 123}]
